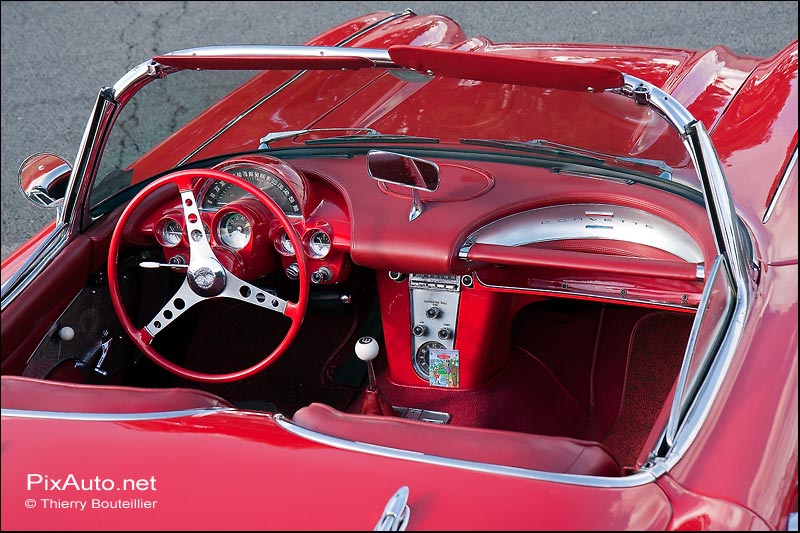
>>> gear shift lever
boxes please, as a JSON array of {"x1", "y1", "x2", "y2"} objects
[
  {"x1": 355, "y1": 336, "x2": 394, "y2": 416},
  {"x1": 355, "y1": 336, "x2": 379, "y2": 391}
]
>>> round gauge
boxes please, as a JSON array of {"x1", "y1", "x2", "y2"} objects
[
  {"x1": 202, "y1": 166, "x2": 302, "y2": 216},
  {"x1": 275, "y1": 231, "x2": 295, "y2": 256},
  {"x1": 307, "y1": 230, "x2": 331, "y2": 258},
  {"x1": 413, "y1": 341, "x2": 446, "y2": 380},
  {"x1": 218, "y1": 212, "x2": 251, "y2": 250},
  {"x1": 158, "y1": 219, "x2": 182, "y2": 247}
]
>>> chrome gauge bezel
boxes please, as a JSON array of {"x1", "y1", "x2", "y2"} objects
[
  {"x1": 274, "y1": 230, "x2": 296, "y2": 256},
  {"x1": 305, "y1": 229, "x2": 332, "y2": 259},
  {"x1": 413, "y1": 340, "x2": 446, "y2": 380},
  {"x1": 217, "y1": 211, "x2": 251, "y2": 250},
  {"x1": 157, "y1": 218, "x2": 182, "y2": 248},
  {"x1": 202, "y1": 163, "x2": 303, "y2": 217}
]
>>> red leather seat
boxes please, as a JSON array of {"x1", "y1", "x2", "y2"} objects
[
  {"x1": 292, "y1": 403, "x2": 620, "y2": 476},
  {"x1": 1, "y1": 375, "x2": 233, "y2": 414}
]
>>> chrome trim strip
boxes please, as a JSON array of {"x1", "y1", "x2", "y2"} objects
[
  {"x1": 665, "y1": 256, "x2": 724, "y2": 446},
  {"x1": 1, "y1": 407, "x2": 233, "y2": 422},
  {"x1": 473, "y1": 273, "x2": 697, "y2": 311},
  {"x1": 662, "y1": 256, "x2": 750, "y2": 470},
  {"x1": 688, "y1": 122, "x2": 750, "y2": 284},
  {"x1": 763, "y1": 147, "x2": 797, "y2": 224},
  {"x1": 160, "y1": 45, "x2": 397, "y2": 67},
  {"x1": 695, "y1": 264, "x2": 705, "y2": 281},
  {"x1": 62, "y1": 90, "x2": 117, "y2": 226},
  {"x1": 0, "y1": 223, "x2": 69, "y2": 311},
  {"x1": 274, "y1": 414, "x2": 658, "y2": 487}
]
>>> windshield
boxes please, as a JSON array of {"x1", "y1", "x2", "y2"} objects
[{"x1": 90, "y1": 61, "x2": 699, "y2": 210}]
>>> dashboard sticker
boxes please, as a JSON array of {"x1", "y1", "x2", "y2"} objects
[{"x1": 428, "y1": 349, "x2": 460, "y2": 388}]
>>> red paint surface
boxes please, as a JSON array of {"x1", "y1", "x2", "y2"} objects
[{"x1": 1, "y1": 411, "x2": 673, "y2": 531}]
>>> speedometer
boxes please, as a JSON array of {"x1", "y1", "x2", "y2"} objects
[{"x1": 202, "y1": 165, "x2": 302, "y2": 216}]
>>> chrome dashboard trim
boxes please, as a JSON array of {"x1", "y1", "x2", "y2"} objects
[
  {"x1": 472, "y1": 273, "x2": 697, "y2": 311},
  {"x1": 459, "y1": 203, "x2": 704, "y2": 263},
  {"x1": 763, "y1": 147, "x2": 797, "y2": 224},
  {"x1": 274, "y1": 413, "x2": 659, "y2": 488},
  {"x1": 0, "y1": 407, "x2": 233, "y2": 422}
]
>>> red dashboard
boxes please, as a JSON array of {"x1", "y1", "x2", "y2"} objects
[{"x1": 131, "y1": 151, "x2": 712, "y2": 389}]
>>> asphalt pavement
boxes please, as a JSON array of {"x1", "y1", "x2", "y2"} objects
[{"x1": 1, "y1": 1, "x2": 797, "y2": 260}]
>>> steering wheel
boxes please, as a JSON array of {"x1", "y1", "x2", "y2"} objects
[{"x1": 108, "y1": 168, "x2": 308, "y2": 383}]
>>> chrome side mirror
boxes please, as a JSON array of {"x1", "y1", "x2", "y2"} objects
[
  {"x1": 18, "y1": 152, "x2": 72, "y2": 209},
  {"x1": 366, "y1": 150, "x2": 439, "y2": 221}
]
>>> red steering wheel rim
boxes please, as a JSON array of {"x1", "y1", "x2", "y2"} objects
[{"x1": 108, "y1": 168, "x2": 309, "y2": 383}]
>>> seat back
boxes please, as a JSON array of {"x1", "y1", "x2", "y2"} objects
[{"x1": 292, "y1": 403, "x2": 620, "y2": 477}]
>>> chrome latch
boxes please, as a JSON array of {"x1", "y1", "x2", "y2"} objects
[
  {"x1": 374, "y1": 486, "x2": 410, "y2": 531},
  {"x1": 75, "y1": 329, "x2": 113, "y2": 377}
]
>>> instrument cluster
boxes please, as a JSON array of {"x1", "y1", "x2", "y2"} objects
[{"x1": 150, "y1": 156, "x2": 351, "y2": 285}]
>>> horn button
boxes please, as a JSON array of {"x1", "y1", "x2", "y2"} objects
[{"x1": 187, "y1": 257, "x2": 227, "y2": 296}]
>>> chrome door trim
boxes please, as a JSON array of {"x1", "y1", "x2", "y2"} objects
[
  {"x1": 274, "y1": 414, "x2": 658, "y2": 488},
  {"x1": 0, "y1": 407, "x2": 233, "y2": 421},
  {"x1": 0, "y1": 222, "x2": 69, "y2": 311}
]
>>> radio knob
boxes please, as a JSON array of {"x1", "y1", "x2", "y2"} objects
[
  {"x1": 412, "y1": 324, "x2": 427, "y2": 337},
  {"x1": 425, "y1": 307, "x2": 441, "y2": 319},
  {"x1": 285, "y1": 263, "x2": 299, "y2": 280},
  {"x1": 311, "y1": 266, "x2": 332, "y2": 284},
  {"x1": 388, "y1": 271, "x2": 407, "y2": 282},
  {"x1": 437, "y1": 327, "x2": 452, "y2": 340}
]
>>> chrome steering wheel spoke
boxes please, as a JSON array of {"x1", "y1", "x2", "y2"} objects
[
  {"x1": 178, "y1": 188, "x2": 215, "y2": 263},
  {"x1": 222, "y1": 272, "x2": 289, "y2": 316},
  {"x1": 143, "y1": 279, "x2": 204, "y2": 340}
]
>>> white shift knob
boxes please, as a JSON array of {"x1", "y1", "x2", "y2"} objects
[
  {"x1": 58, "y1": 326, "x2": 75, "y2": 341},
  {"x1": 355, "y1": 336, "x2": 379, "y2": 361}
]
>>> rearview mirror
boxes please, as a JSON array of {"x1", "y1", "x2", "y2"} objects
[
  {"x1": 18, "y1": 152, "x2": 72, "y2": 209},
  {"x1": 367, "y1": 150, "x2": 439, "y2": 221}
]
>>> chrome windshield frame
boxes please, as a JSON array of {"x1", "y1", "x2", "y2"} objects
[{"x1": 607, "y1": 74, "x2": 754, "y2": 471}]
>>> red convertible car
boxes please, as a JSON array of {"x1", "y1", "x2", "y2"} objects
[{"x1": 1, "y1": 10, "x2": 797, "y2": 531}]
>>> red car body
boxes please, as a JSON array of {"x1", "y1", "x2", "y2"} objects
[{"x1": 1, "y1": 11, "x2": 797, "y2": 531}]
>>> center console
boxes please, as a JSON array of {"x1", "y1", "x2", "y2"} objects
[
  {"x1": 377, "y1": 271, "x2": 515, "y2": 390},
  {"x1": 408, "y1": 273, "x2": 461, "y2": 381}
]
